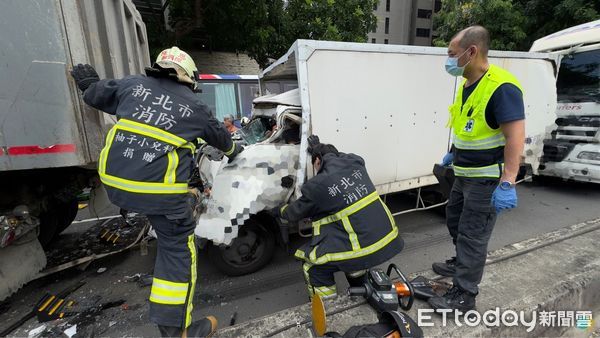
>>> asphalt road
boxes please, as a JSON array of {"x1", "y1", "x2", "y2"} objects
[{"x1": 2, "y1": 178, "x2": 599, "y2": 337}]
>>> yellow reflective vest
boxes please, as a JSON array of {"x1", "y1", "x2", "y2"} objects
[{"x1": 448, "y1": 64, "x2": 523, "y2": 178}]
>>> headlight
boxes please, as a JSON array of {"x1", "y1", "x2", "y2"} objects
[{"x1": 577, "y1": 151, "x2": 600, "y2": 161}]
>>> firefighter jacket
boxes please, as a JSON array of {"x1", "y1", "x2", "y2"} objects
[
  {"x1": 83, "y1": 75, "x2": 236, "y2": 214},
  {"x1": 280, "y1": 152, "x2": 404, "y2": 271}
]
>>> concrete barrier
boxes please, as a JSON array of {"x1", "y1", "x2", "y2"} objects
[{"x1": 218, "y1": 218, "x2": 600, "y2": 337}]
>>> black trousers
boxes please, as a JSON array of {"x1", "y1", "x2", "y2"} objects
[
  {"x1": 146, "y1": 208, "x2": 197, "y2": 328},
  {"x1": 446, "y1": 176, "x2": 498, "y2": 295}
]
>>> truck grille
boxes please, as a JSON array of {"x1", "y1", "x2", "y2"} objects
[
  {"x1": 553, "y1": 116, "x2": 600, "y2": 143},
  {"x1": 541, "y1": 141, "x2": 575, "y2": 163}
]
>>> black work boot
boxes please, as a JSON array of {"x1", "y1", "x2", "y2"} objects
[
  {"x1": 428, "y1": 285, "x2": 476, "y2": 313},
  {"x1": 158, "y1": 325, "x2": 182, "y2": 338},
  {"x1": 186, "y1": 316, "x2": 218, "y2": 338},
  {"x1": 432, "y1": 257, "x2": 456, "y2": 277},
  {"x1": 157, "y1": 316, "x2": 218, "y2": 338}
]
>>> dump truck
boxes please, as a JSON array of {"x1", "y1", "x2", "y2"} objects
[
  {"x1": 0, "y1": 0, "x2": 150, "y2": 300},
  {"x1": 194, "y1": 40, "x2": 560, "y2": 276},
  {"x1": 530, "y1": 20, "x2": 600, "y2": 183}
]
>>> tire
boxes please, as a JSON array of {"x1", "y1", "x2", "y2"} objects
[
  {"x1": 55, "y1": 199, "x2": 79, "y2": 234},
  {"x1": 208, "y1": 218, "x2": 276, "y2": 276},
  {"x1": 38, "y1": 198, "x2": 79, "y2": 248}
]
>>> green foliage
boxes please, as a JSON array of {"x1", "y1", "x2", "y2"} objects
[
  {"x1": 433, "y1": 0, "x2": 527, "y2": 51},
  {"x1": 151, "y1": 0, "x2": 378, "y2": 68},
  {"x1": 434, "y1": 0, "x2": 600, "y2": 51}
]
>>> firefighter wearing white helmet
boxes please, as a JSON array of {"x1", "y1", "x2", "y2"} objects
[{"x1": 70, "y1": 46, "x2": 243, "y2": 337}]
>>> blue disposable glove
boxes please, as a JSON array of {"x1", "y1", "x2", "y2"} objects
[
  {"x1": 492, "y1": 186, "x2": 517, "y2": 213},
  {"x1": 441, "y1": 152, "x2": 454, "y2": 166}
]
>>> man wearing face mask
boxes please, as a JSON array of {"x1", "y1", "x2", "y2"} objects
[
  {"x1": 429, "y1": 26, "x2": 525, "y2": 312},
  {"x1": 272, "y1": 136, "x2": 404, "y2": 300}
]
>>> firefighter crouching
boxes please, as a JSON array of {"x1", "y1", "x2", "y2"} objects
[{"x1": 273, "y1": 136, "x2": 404, "y2": 299}]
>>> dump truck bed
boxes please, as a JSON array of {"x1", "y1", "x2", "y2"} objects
[{"x1": 0, "y1": 0, "x2": 150, "y2": 171}]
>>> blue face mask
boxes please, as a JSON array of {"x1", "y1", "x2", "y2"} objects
[{"x1": 445, "y1": 49, "x2": 471, "y2": 77}]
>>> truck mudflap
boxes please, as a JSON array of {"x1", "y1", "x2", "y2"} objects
[
  {"x1": 0, "y1": 232, "x2": 46, "y2": 301},
  {"x1": 196, "y1": 144, "x2": 299, "y2": 245}
]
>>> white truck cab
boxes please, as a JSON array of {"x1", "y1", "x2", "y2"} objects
[{"x1": 530, "y1": 20, "x2": 600, "y2": 183}]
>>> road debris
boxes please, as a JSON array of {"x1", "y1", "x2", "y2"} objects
[
  {"x1": 97, "y1": 267, "x2": 107, "y2": 274},
  {"x1": 27, "y1": 325, "x2": 46, "y2": 338},
  {"x1": 63, "y1": 324, "x2": 77, "y2": 338}
]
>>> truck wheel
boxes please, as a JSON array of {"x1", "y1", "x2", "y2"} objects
[
  {"x1": 38, "y1": 198, "x2": 79, "y2": 248},
  {"x1": 56, "y1": 199, "x2": 79, "y2": 234},
  {"x1": 208, "y1": 218, "x2": 276, "y2": 276}
]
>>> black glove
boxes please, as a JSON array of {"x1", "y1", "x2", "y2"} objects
[
  {"x1": 307, "y1": 135, "x2": 320, "y2": 154},
  {"x1": 227, "y1": 144, "x2": 244, "y2": 163},
  {"x1": 70, "y1": 64, "x2": 100, "y2": 92},
  {"x1": 281, "y1": 175, "x2": 295, "y2": 188}
]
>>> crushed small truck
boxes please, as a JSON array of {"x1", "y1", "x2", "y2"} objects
[
  {"x1": 193, "y1": 40, "x2": 560, "y2": 276},
  {"x1": 0, "y1": 0, "x2": 149, "y2": 301}
]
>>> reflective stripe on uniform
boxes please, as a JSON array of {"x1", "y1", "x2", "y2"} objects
[
  {"x1": 312, "y1": 285, "x2": 337, "y2": 298},
  {"x1": 312, "y1": 191, "x2": 379, "y2": 236},
  {"x1": 185, "y1": 234, "x2": 197, "y2": 327},
  {"x1": 100, "y1": 173, "x2": 188, "y2": 194},
  {"x1": 453, "y1": 163, "x2": 504, "y2": 178},
  {"x1": 165, "y1": 150, "x2": 179, "y2": 184},
  {"x1": 341, "y1": 217, "x2": 361, "y2": 251},
  {"x1": 453, "y1": 133, "x2": 506, "y2": 150},
  {"x1": 149, "y1": 278, "x2": 189, "y2": 305},
  {"x1": 307, "y1": 225, "x2": 399, "y2": 265},
  {"x1": 224, "y1": 142, "x2": 236, "y2": 156},
  {"x1": 98, "y1": 118, "x2": 198, "y2": 194},
  {"x1": 118, "y1": 119, "x2": 187, "y2": 146}
]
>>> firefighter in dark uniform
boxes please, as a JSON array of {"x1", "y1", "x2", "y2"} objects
[
  {"x1": 70, "y1": 47, "x2": 242, "y2": 337},
  {"x1": 274, "y1": 136, "x2": 404, "y2": 299}
]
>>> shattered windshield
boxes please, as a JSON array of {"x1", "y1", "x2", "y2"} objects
[
  {"x1": 238, "y1": 117, "x2": 270, "y2": 145},
  {"x1": 557, "y1": 49, "x2": 600, "y2": 102}
]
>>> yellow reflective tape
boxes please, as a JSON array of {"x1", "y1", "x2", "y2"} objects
[
  {"x1": 118, "y1": 119, "x2": 186, "y2": 146},
  {"x1": 314, "y1": 285, "x2": 337, "y2": 297},
  {"x1": 312, "y1": 191, "x2": 379, "y2": 236},
  {"x1": 150, "y1": 278, "x2": 188, "y2": 305},
  {"x1": 280, "y1": 205, "x2": 288, "y2": 215},
  {"x1": 99, "y1": 127, "x2": 118, "y2": 174},
  {"x1": 150, "y1": 287, "x2": 187, "y2": 298},
  {"x1": 309, "y1": 226, "x2": 399, "y2": 265},
  {"x1": 453, "y1": 163, "x2": 504, "y2": 178},
  {"x1": 100, "y1": 173, "x2": 188, "y2": 194},
  {"x1": 39, "y1": 295, "x2": 56, "y2": 312},
  {"x1": 224, "y1": 142, "x2": 236, "y2": 156},
  {"x1": 341, "y1": 217, "x2": 361, "y2": 251},
  {"x1": 181, "y1": 142, "x2": 196, "y2": 153},
  {"x1": 152, "y1": 277, "x2": 188, "y2": 290},
  {"x1": 453, "y1": 134, "x2": 506, "y2": 150},
  {"x1": 313, "y1": 192, "x2": 379, "y2": 227},
  {"x1": 295, "y1": 249, "x2": 306, "y2": 260},
  {"x1": 185, "y1": 234, "x2": 197, "y2": 327},
  {"x1": 164, "y1": 150, "x2": 178, "y2": 184},
  {"x1": 48, "y1": 298, "x2": 64, "y2": 316},
  {"x1": 149, "y1": 294, "x2": 186, "y2": 305}
]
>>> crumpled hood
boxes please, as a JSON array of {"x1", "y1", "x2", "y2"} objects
[{"x1": 195, "y1": 144, "x2": 300, "y2": 245}]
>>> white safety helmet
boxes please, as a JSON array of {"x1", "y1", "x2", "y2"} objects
[{"x1": 154, "y1": 47, "x2": 198, "y2": 85}]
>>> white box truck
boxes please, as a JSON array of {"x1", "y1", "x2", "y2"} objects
[
  {"x1": 530, "y1": 20, "x2": 600, "y2": 183},
  {"x1": 195, "y1": 40, "x2": 559, "y2": 276}
]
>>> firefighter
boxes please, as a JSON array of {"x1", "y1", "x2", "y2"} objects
[
  {"x1": 70, "y1": 47, "x2": 242, "y2": 337},
  {"x1": 273, "y1": 136, "x2": 404, "y2": 299}
]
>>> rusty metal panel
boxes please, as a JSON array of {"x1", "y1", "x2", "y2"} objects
[{"x1": 0, "y1": 0, "x2": 150, "y2": 171}]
